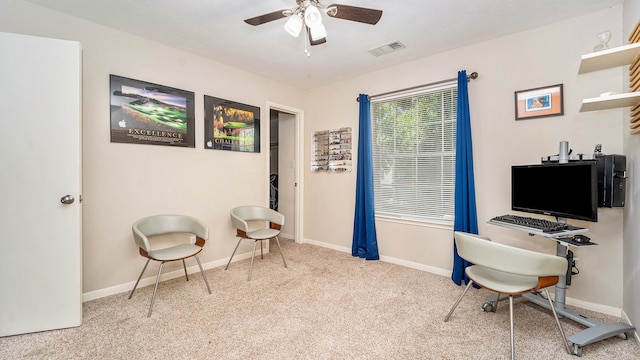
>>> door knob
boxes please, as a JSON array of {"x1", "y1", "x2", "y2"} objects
[{"x1": 60, "y1": 195, "x2": 75, "y2": 204}]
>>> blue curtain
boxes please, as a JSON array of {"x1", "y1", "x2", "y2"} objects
[
  {"x1": 451, "y1": 70, "x2": 478, "y2": 285},
  {"x1": 352, "y1": 94, "x2": 380, "y2": 260}
]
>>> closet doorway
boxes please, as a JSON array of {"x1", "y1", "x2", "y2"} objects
[{"x1": 266, "y1": 102, "x2": 304, "y2": 244}]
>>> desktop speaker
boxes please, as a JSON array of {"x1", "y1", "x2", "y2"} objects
[{"x1": 596, "y1": 154, "x2": 626, "y2": 207}]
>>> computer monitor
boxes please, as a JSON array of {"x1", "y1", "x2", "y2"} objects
[{"x1": 511, "y1": 161, "x2": 598, "y2": 222}]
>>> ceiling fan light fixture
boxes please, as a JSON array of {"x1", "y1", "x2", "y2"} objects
[
  {"x1": 304, "y1": 5, "x2": 323, "y2": 28},
  {"x1": 284, "y1": 14, "x2": 303, "y2": 37},
  {"x1": 309, "y1": 23, "x2": 327, "y2": 41},
  {"x1": 245, "y1": 1, "x2": 383, "y2": 56}
]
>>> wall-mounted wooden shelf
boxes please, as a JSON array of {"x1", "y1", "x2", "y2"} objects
[
  {"x1": 579, "y1": 42, "x2": 640, "y2": 74},
  {"x1": 581, "y1": 92, "x2": 640, "y2": 112},
  {"x1": 578, "y1": 29, "x2": 640, "y2": 115}
]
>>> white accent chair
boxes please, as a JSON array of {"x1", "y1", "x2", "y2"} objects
[
  {"x1": 128, "y1": 214, "x2": 212, "y2": 317},
  {"x1": 444, "y1": 231, "x2": 571, "y2": 359},
  {"x1": 226, "y1": 206, "x2": 288, "y2": 281}
]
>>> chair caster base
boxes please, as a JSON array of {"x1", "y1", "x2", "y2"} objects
[
  {"x1": 572, "y1": 343, "x2": 582, "y2": 357},
  {"x1": 482, "y1": 302, "x2": 495, "y2": 312}
]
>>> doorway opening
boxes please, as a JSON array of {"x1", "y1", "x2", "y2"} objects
[{"x1": 266, "y1": 102, "x2": 304, "y2": 244}]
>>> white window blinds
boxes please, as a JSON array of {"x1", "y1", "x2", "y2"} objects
[{"x1": 371, "y1": 83, "x2": 457, "y2": 223}]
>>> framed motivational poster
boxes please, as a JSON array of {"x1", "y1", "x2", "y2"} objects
[
  {"x1": 110, "y1": 75, "x2": 195, "y2": 147},
  {"x1": 204, "y1": 95, "x2": 260, "y2": 153}
]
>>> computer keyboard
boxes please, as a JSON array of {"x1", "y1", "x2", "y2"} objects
[{"x1": 489, "y1": 214, "x2": 582, "y2": 233}]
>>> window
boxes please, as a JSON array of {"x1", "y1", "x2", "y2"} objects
[{"x1": 371, "y1": 83, "x2": 457, "y2": 223}]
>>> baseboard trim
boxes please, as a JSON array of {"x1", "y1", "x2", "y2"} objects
[
  {"x1": 303, "y1": 238, "x2": 449, "y2": 277},
  {"x1": 561, "y1": 297, "x2": 623, "y2": 317},
  {"x1": 82, "y1": 252, "x2": 253, "y2": 302},
  {"x1": 280, "y1": 232, "x2": 294, "y2": 240},
  {"x1": 84, "y1": 239, "x2": 627, "y2": 321},
  {"x1": 621, "y1": 310, "x2": 639, "y2": 342},
  {"x1": 302, "y1": 238, "x2": 625, "y2": 317},
  {"x1": 303, "y1": 238, "x2": 350, "y2": 253}
]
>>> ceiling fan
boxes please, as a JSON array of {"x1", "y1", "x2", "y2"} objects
[{"x1": 244, "y1": 0, "x2": 382, "y2": 54}]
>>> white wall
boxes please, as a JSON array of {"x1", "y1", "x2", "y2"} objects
[
  {"x1": 0, "y1": 0, "x2": 633, "y2": 316},
  {"x1": 304, "y1": 6, "x2": 626, "y2": 311},
  {"x1": 623, "y1": 0, "x2": 640, "y2": 333},
  {"x1": 0, "y1": 0, "x2": 304, "y2": 294}
]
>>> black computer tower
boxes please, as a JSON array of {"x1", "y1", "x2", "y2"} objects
[{"x1": 596, "y1": 154, "x2": 626, "y2": 207}]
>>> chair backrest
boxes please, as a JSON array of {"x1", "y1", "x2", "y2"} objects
[
  {"x1": 132, "y1": 214, "x2": 209, "y2": 252},
  {"x1": 454, "y1": 231, "x2": 567, "y2": 277},
  {"x1": 230, "y1": 206, "x2": 284, "y2": 232}
]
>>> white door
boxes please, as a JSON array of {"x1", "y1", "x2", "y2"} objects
[{"x1": 0, "y1": 32, "x2": 82, "y2": 337}]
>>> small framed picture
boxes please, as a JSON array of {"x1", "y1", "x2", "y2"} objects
[{"x1": 514, "y1": 84, "x2": 564, "y2": 120}]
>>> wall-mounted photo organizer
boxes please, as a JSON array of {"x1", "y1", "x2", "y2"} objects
[{"x1": 312, "y1": 127, "x2": 352, "y2": 173}]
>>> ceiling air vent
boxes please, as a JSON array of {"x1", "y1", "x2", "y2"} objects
[{"x1": 368, "y1": 41, "x2": 406, "y2": 57}]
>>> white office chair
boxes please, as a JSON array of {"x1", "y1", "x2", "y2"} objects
[
  {"x1": 128, "y1": 214, "x2": 212, "y2": 317},
  {"x1": 225, "y1": 206, "x2": 287, "y2": 281},
  {"x1": 444, "y1": 231, "x2": 571, "y2": 359}
]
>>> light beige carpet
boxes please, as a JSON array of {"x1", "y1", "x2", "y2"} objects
[{"x1": 1, "y1": 240, "x2": 638, "y2": 359}]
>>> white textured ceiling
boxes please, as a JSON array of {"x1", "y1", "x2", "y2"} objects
[{"x1": 24, "y1": 0, "x2": 622, "y2": 89}]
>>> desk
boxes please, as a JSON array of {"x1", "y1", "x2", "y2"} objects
[{"x1": 488, "y1": 220, "x2": 635, "y2": 356}]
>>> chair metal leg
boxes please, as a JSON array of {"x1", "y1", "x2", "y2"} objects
[
  {"x1": 248, "y1": 240, "x2": 258, "y2": 281},
  {"x1": 274, "y1": 236, "x2": 288, "y2": 268},
  {"x1": 509, "y1": 295, "x2": 515, "y2": 360},
  {"x1": 260, "y1": 240, "x2": 264, "y2": 259},
  {"x1": 195, "y1": 255, "x2": 212, "y2": 294},
  {"x1": 148, "y1": 262, "x2": 165, "y2": 317},
  {"x1": 444, "y1": 280, "x2": 474, "y2": 322},
  {"x1": 182, "y1": 259, "x2": 189, "y2": 281},
  {"x1": 224, "y1": 238, "x2": 243, "y2": 270},
  {"x1": 492, "y1": 292, "x2": 501, "y2": 312},
  {"x1": 128, "y1": 258, "x2": 151, "y2": 299},
  {"x1": 543, "y1": 288, "x2": 571, "y2": 354}
]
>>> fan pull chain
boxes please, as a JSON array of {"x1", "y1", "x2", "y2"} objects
[{"x1": 304, "y1": 26, "x2": 311, "y2": 57}]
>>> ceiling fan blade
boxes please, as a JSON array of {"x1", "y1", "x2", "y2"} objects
[
  {"x1": 244, "y1": 10, "x2": 288, "y2": 26},
  {"x1": 328, "y1": 4, "x2": 382, "y2": 25}
]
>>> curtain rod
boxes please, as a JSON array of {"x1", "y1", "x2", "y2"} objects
[{"x1": 356, "y1": 71, "x2": 478, "y2": 102}]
